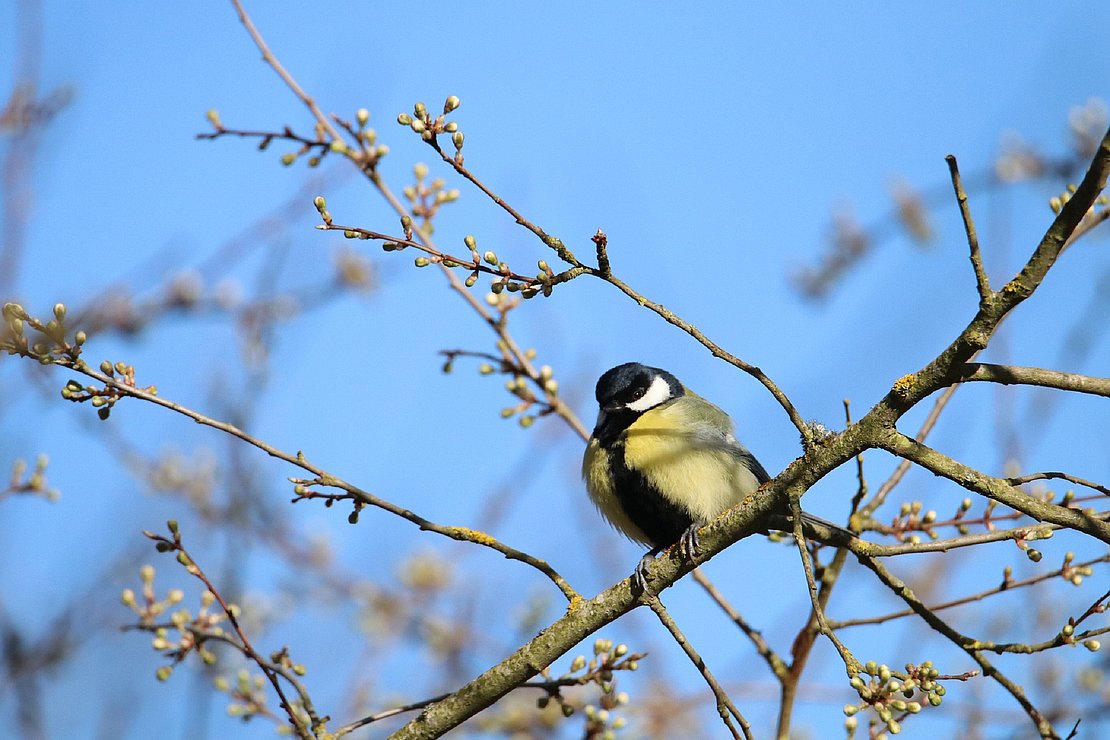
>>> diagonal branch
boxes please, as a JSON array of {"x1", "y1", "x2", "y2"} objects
[
  {"x1": 878, "y1": 431, "x2": 1110, "y2": 543},
  {"x1": 644, "y1": 595, "x2": 750, "y2": 740},
  {"x1": 66, "y1": 363, "x2": 581, "y2": 602},
  {"x1": 856, "y1": 555, "x2": 1057, "y2": 738}
]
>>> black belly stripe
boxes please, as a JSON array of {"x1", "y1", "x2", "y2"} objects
[{"x1": 609, "y1": 439, "x2": 693, "y2": 548}]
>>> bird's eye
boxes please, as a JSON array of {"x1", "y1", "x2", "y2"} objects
[{"x1": 630, "y1": 387, "x2": 646, "y2": 401}]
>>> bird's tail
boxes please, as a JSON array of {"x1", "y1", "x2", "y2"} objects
[{"x1": 766, "y1": 511, "x2": 857, "y2": 547}]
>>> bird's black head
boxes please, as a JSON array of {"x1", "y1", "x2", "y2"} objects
[{"x1": 592, "y1": 363, "x2": 684, "y2": 442}]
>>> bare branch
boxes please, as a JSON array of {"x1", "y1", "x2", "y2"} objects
[
  {"x1": 857, "y1": 555, "x2": 1057, "y2": 738},
  {"x1": 945, "y1": 154, "x2": 991, "y2": 303},
  {"x1": 644, "y1": 595, "x2": 750, "y2": 740},
  {"x1": 690, "y1": 568, "x2": 788, "y2": 681},
  {"x1": 958, "y1": 362, "x2": 1110, "y2": 398},
  {"x1": 879, "y1": 431, "x2": 1110, "y2": 544}
]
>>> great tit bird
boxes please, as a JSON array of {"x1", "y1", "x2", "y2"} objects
[{"x1": 582, "y1": 362, "x2": 849, "y2": 591}]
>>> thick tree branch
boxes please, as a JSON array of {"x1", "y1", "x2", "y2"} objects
[
  {"x1": 880, "y1": 126, "x2": 1110, "y2": 415},
  {"x1": 878, "y1": 432, "x2": 1110, "y2": 543},
  {"x1": 957, "y1": 362, "x2": 1110, "y2": 397}
]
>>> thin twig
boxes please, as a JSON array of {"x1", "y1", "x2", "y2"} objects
[
  {"x1": 788, "y1": 497, "x2": 858, "y2": 673},
  {"x1": 831, "y1": 554, "x2": 1110, "y2": 629},
  {"x1": 1005, "y1": 471, "x2": 1110, "y2": 497},
  {"x1": 147, "y1": 529, "x2": 318, "y2": 738},
  {"x1": 644, "y1": 595, "x2": 751, "y2": 740},
  {"x1": 691, "y1": 568, "x2": 788, "y2": 681},
  {"x1": 946, "y1": 154, "x2": 991, "y2": 303},
  {"x1": 856, "y1": 554, "x2": 1057, "y2": 738},
  {"x1": 228, "y1": 0, "x2": 341, "y2": 142},
  {"x1": 422, "y1": 138, "x2": 815, "y2": 445},
  {"x1": 63, "y1": 363, "x2": 580, "y2": 602}
]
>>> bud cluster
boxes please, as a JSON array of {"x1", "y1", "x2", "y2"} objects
[
  {"x1": 844, "y1": 660, "x2": 949, "y2": 735},
  {"x1": 397, "y1": 96, "x2": 466, "y2": 165},
  {"x1": 536, "y1": 638, "x2": 641, "y2": 734}
]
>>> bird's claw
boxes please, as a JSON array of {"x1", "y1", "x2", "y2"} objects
[
  {"x1": 633, "y1": 549, "x2": 658, "y2": 593},
  {"x1": 678, "y1": 522, "x2": 701, "y2": 564}
]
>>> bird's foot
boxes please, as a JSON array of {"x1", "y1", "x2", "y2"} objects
[
  {"x1": 678, "y1": 522, "x2": 701, "y2": 564},
  {"x1": 633, "y1": 548, "x2": 660, "y2": 593}
]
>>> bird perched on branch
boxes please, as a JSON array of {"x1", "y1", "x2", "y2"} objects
[{"x1": 582, "y1": 362, "x2": 852, "y2": 591}]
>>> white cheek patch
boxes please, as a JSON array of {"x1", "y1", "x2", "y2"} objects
[{"x1": 626, "y1": 375, "x2": 673, "y2": 412}]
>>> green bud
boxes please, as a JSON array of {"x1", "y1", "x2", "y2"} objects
[
  {"x1": 1084, "y1": 640, "x2": 1101, "y2": 652},
  {"x1": 843, "y1": 704, "x2": 858, "y2": 716},
  {"x1": 281, "y1": 152, "x2": 297, "y2": 166},
  {"x1": 414, "y1": 163, "x2": 429, "y2": 180},
  {"x1": 397, "y1": 113, "x2": 413, "y2": 126},
  {"x1": 444, "y1": 121, "x2": 458, "y2": 133},
  {"x1": 452, "y1": 131, "x2": 464, "y2": 150},
  {"x1": 413, "y1": 101, "x2": 427, "y2": 118},
  {"x1": 478, "y1": 363, "x2": 494, "y2": 375},
  {"x1": 483, "y1": 251, "x2": 498, "y2": 265},
  {"x1": 414, "y1": 257, "x2": 431, "y2": 267},
  {"x1": 206, "y1": 109, "x2": 220, "y2": 126},
  {"x1": 75, "y1": 330, "x2": 87, "y2": 345},
  {"x1": 356, "y1": 108, "x2": 370, "y2": 126},
  {"x1": 519, "y1": 415, "x2": 534, "y2": 428},
  {"x1": 156, "y1": 666, "x2": 173, "y2": 681},
  {"x1": 313, "y1": 195, "x2": 326, "y2": 212},
  {"x1": 53, "y1": 303, "x2": 67, "y2": 321},
  {"x1": 443, "y1": 95, "x2": 460, "y2": 113},
  {"x1": 464, "y1": 274, "x2": 478, "y2": 288},
  {"x1": 1026, "y1": 548, "x2": 1042, "y2": 562},
  {"x1": 411, "y1": 119, "x2": 426, "y2": 133},
  {"x1": 375, "y1": 144, "x2": 390, "y2": 158}
]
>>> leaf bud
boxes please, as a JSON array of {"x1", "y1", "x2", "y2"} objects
[
  {"x1": 443, "y1": 95, "x2": 460, "y2": 113},
  {"x1": 397, "y1": 113, "x2": 413, "y2": 126},
  {"x1": 452, "y1": 131, "x2": 464, "y2": 150}
]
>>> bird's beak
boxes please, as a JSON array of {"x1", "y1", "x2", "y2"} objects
[{"x1": 593, "y1": 409, "x2": 610, "y2": 436}]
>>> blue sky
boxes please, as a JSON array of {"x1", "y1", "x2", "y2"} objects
[{"x1": 2, "y1": 2, "x2": 1109, "y2": 737}]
